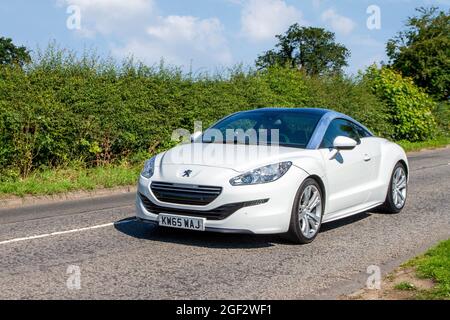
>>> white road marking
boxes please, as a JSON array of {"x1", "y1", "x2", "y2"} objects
[{"x1": 0, "y1": 220, "x2": 134, "y2": 245}]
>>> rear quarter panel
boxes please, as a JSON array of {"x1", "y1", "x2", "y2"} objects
[{"x1": 374, "y1": 139, "x2": 409, "y2": 203}]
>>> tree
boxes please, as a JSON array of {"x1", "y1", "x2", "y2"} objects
[
  {"x1": 0, "y1": 37, "x2": 31, "y2": 67},
  {"x1": 364, "y1": 65, "x2": 437, "y2": 141},
  {"x1": 256, "y1": 24, "x2": 350, "y2": 76},
  {"x1": 386, "y1": 7, "x2": 450, "y2": 101}
]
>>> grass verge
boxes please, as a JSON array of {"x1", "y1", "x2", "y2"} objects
[
  {"x1": 0, "y1": 164, "x2": 141, "y2": 198},
  {"x1": 394, "y1": 281, "x2": 417, "y2": 291},
  {"x1": 397, "y1": 135, "x2": 449, "y2": 152},
  {"x1": 404, "y1": 239, "x2": 450, "y2": 299}
]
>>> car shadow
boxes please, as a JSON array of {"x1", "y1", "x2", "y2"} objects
[
  {"x1": 320, "y1": 211, "x2": 372, "y2": 232},
  {"x1": 114, "y1": 218, "x2": 282, "y2": 249},
  {"x1": 114, "y1": 211, "x2": 373, "y2": 249}
]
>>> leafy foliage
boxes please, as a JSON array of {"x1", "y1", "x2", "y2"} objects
[
  {"x1": 364, "y1": 66, "x2": 437, "y2": 141},
  {"x1": 0, "y1": 37, "x2": 31, "y2": 67},
  {"x1": 256, "y1": 24, "x2": 350, "y2": 76},
  {"x1": 386, "y1": 7, "x2": 450, "y2": 101},
  {"x1": 0, "y1": 46, "x2": 438, "y2": 179}
]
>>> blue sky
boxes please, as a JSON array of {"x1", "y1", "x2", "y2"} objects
[{"x1": 1, "y1": 0, "x2": 448, "y2": 75}]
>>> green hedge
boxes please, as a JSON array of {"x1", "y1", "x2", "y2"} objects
[
  {"x1": 0, "y1": 49, "x2": 440, "y2": 179},
  {"x1": 365, "y1": 66, "x2": 437, "y2": 142}
]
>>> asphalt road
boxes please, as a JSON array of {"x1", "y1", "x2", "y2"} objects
[{"x1": 0, "y1": 148, "x2": 449, "y2": 299}]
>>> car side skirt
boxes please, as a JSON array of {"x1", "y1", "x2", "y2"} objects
[{"x1": 322, "y1": 201, "x2": 384, "y2": 223}]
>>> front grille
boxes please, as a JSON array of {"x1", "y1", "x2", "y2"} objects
[
  {"x1": 139, "y1": 193, "x2": 268, "y2": 220},
  {"x1": 150, "y1": 181, "x2": 222, "y2": 205}
]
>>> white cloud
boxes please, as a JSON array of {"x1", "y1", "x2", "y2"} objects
[
  {"x1": 59, "y1": 0, "x2": 155, "y2": 37},
  {"x1": 240, "y1": 0, "x2": 304, "y2": 41},
  {"x1": 59, "y1": 0, "x2": 232, "y2": 68},
  {"x1": 321, "y1": 9, "x2": 356, "y2": 35},
  {"x1": 60, "y1": 0, "x2": 152, "y2": 14},
  {"x1": 147, "y1": 16, "x2": 225, "y2": 49},
  {"x1": 113, "y1": 15, "x2": 232, "y2": 67}
]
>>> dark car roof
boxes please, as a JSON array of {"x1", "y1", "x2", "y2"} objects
[
  {"x1": 212, "y1": 107, "x2": 374, "y2": 149},
  {"x1": 241, "y1": 107, "x2": 331, "y2": 116}
]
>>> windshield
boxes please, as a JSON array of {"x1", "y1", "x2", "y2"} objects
[{"x1": 202, "y1": 110, "x2": 322, "y2": 148}]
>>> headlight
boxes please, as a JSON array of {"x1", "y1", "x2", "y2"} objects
[
  {"x1": 141, "y1": 156, "x2": 156, "y2": 179},
  {"x1": 230, "y1": 161, "x2": 292, "y2": 186}
]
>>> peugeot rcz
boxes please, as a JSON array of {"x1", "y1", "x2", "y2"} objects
[{"x1": 136, "y1": 108, "x2": 408, "y2": 244}]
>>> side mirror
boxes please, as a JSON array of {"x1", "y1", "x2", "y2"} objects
[
  {"x1": 333, "y1": 136, "x2": 357, "y2": 150},
  {"x1": 190, "y1": 131, "x2": 202, "y2": 143}
]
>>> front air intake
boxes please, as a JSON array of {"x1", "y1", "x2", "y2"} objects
[
  {"x1": 139, "y1": 193, "x2": 269, "y2": 220},
  {"x1": 150, "y1": 182, "x2": 222, "y2": 205}
]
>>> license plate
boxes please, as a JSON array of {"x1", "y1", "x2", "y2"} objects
[{"x1": 158, "y1": 213, "x2": 205, "y2": 231}]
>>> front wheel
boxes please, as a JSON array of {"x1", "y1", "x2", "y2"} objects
[
  {"x1": 381, "y1": 162, "x2": 408, "y2": 213},
  {"x1": 284, "y1": 178, "x2": 324, "y2": 244}
]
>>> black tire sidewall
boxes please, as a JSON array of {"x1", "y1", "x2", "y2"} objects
[
  {"x1": 287, "y1": 178, "x2": 324, "y2": 244},
  {"x1": 385, "y1": 162, "x2": 407, "y2": 213}
]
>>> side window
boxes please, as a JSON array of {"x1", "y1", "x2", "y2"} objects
[
  {"x1": 320, "y1": 119, "x2": 361, "y2": 148},
  {"x1": 352, "y1": 123, "x2": 371, "y2": 139}
]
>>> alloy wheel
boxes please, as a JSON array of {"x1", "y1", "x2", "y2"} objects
[
  {"x1": 298, "y1": 185, "x2": 322, "y2": 238},
  {"x1": 392, "y1": 166, "x2": 407, "y2": 209}
]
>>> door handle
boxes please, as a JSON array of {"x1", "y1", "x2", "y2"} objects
[{"x1": 363, "y1": 154, "x2": 371, "y2": 162}]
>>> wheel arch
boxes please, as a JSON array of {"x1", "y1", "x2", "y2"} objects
[
  {"x1": 307, "y1": 174, "x2": 326, "y2": 213},
  {"x1": 398, "y1": 159, "x2": 409, "y2": 179}
]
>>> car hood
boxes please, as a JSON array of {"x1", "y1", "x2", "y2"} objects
[{"x1": 159, "y1": 143, "x2": 309, "y2": 173}]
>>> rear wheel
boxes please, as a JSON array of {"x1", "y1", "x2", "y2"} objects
[
  {"x1": 285, "y1": 178, "x2": 324, "y2": 244},
  {"x1": 381, "y1": 162, "x2": 408, "y2": 213}
]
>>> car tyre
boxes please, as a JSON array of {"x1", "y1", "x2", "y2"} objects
[
  {"x1": 380, "y1": 162, "x2": 408, "y2": 214},
  {"x1": 284, "y1": 178, "x2": 324, "y2": 244}
]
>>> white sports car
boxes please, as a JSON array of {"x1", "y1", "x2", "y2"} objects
[{"x1": 136, "y1": 108, "x2": 408, "y2": 244}]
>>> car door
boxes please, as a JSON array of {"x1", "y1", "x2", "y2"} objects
[
  {"x1": 319, "y1": 119, "x2": 373, "y2": 215},
  {"x1": 351, "y1": 123, "x2": 382, "y2": 202}
]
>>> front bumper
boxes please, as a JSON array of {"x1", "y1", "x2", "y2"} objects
[
  {"x1": 135, "y1": 217, "x2": 256, "y2": 234},
  {"x1": 135, "y1": 165, "x2": 308, "y2": 234}
]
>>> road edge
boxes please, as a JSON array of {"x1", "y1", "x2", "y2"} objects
[
  {"x1": 304, "y1": 232, "x2": 450, "y2": 300},
  {"x1": 0, "y1": 185, "x2": 137, "y2": 209}
]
